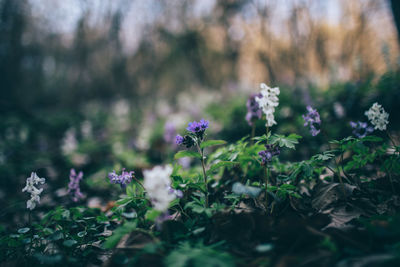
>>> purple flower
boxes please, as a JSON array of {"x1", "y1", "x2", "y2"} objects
[
  {"x1": 259, "y1": 144, "x2": 280, "y2": 165},
  {"x1": 187, "y1": 121, "x2": 201, "y2": 133},
  {"x1": 350, "y1": 121, "x2": 374, "y2": 138},
  {"x1": 108, "y1": 168, "x2": 134, "y2": 188},
  {"x1": 245, "y1": 93, "x2": 262, "y2": 126},
  {"x1": 199, "y1": 119, "x2": 209, "y2": 130},
  {"x1": 176, "y1": 135, "x2": 195, "y2": 148},
  {"x1": 155, "y1": 211, "x2": 173, "y2": 230},
  {"x1": 302, "y1": 106, "x2": 321, "y2": 136},
  {"x1": 175, "y1": 135, "x2": 184, "y2": 145},
  {"x1": 187, "y1": 119, "x2": 209, "y2": 134},
  {"x1": 164, "y1": 122, "x2": 177, "y2": 144},
  {"x1": 67, "y1": 169, "x2": 84, "y2": 202},
  {"x1": 168, "y1": 186, "x2": 184, "y2": 198}
]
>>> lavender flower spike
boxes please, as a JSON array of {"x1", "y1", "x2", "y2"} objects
[
  {"x1": 302, "y1": 106, "x2": 321, "y2": 136},
  {"x1": 246, "y1": 93, "x2": 262, "y2": 126},
  {"x1": 67, "y1": 169, "x2": 84, "y2": 202},
  {"x1": 259, "y1": 144, "x2": 280, "y2": 165},
  {"x1": 350, "y1": 121, "x2": 374, "y2": 138},
  {"x1": 108, "y1": 168, "x2": 134, "y2": 189}
]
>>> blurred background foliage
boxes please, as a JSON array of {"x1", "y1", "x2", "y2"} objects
[{"x1": 1, "y1": 0, "x2": 400, "y2": 224}]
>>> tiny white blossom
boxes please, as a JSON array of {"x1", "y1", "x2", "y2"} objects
[
  {"x1": 255, "y1": 83, "x2": 280, "y2": 127},
  {"x1": 61, "y1": 128, "x2": 77, "y2": 155},
  {"x1": 364, "y1": 103, "x2": 389, "y2": 131},
  {"x1": 22, "y1": 172, "x2": 45, "y2": 210},
  {"x1": 143, "y1": 165, "x2": 176, "y2": 212}
]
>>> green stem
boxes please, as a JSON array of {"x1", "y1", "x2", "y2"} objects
[
  {"x1": 322, "y1": 130, "x2": 346, "y2": 198},
  {"x1": 385, "y1": 130, "x2": 397, "y2": 193},
  {"x1": 132, "y1": 176, "x2": 145, "y2": 191},
  {"x1": 28, "y1": 211, "x2": 33, "y2": 255},
  {"x1": 196, "y1": 143, "x2": 208, "y2": 208},
  {"x1": 264, "y1": 126, "x2": 270, "y2": 211},
  {"x1": 251, "y1": 124, "x2": 256, "y2": 145},
  {"x1": 264, "y1": 166, "x2": 269, "y2": 210},
  {"x1": 386, "y1": 130, "x2": 397, "y2": 148}
]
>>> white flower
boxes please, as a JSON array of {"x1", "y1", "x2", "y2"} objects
[
  {"x1": 22, "y1": 172, "x2": 45, "y2": 210},
  {"x1": 143, "y1": 165, "x2": 176, "y2": 212},
  {"x1": 61, "y1": 128, "x2": 77, "y2": 155},
  {"x1": 333, "y1": 102, "x2": 345, "y2": 118},
  {"x1": 255, "y1": 83, "x2": 280, "y2": 127},
  {"x1": 364, "y1": 103, "x2": 389, "y2": 131}
]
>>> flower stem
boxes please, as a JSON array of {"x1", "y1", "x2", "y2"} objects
[
  {"x1": 250, "y1": 124, "x2": 255, "y2": 145},
  {"x1": 385, "y1": 130, "x2": 397, "y2": 193},
  {"x1": 201, "y1": 156, "x2": 208, "y2": 208},
  {"x1": 322, "y1": 130, "x2": 347, "y2": 198},
  {"x1": 196, "y1": 142, "x2": 208, "y2": 208},
  {"x1": 28, "y1": 211, "x2": 33, "y2": 255},
  {"x1": 265, "y1": 126, "x2": 270, "y2": 211},
  {"x1": 386, "y1": 130, "x2": 397, "y2": 148},
  {"x1": 264, "y1": 165, "x2": 269, "y2": 210},
  {"x1": 132, "y1": 176, "x2": 145, "y2": 190}
]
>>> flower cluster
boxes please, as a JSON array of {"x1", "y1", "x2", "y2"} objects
[
  {"x1": 246, "y1": 93, "x2": 262, "y2": 126},
  {"x1": 22, "y1": 172, "x2": 45, "y2": 210},
  {"x1": 364, "y1": 103, "x2": 389, "y2": 131},
  {"x1": 302, "y1": 106, "x2": 321, "y2": 136},
  {"x1": 175, "y1": 134, "x2": 195, "y2": 148},
  {"x1": 187, "y1": 119, "x2": 209, "y2": 136},
  {"x1": 168, "y1": 186, "x2": 184, "y2": 198},
  {"x1": 255, "y1": 83, "x2": 280, "y2": 127},
  {"x1": 176, "y1": 119, "x2": 209, "y2": 148},
  {"x1": 67, "y1": 169, "x2": 84, "y2": 202},
  {"x1": 350, "y1": 121, "x2": 374, "y2": 138},
  {"x1": 108, "y1": 168, "x2": 134, "y2": 188},
  {"x1": 143, "y1": 165, "x2": 178, "y2": 211},
  {"x1": 258, "y1": 144, "x2": 280, "y2": 165}
]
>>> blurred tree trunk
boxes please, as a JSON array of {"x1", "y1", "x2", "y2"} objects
[{"x1": 390, "y1": 0, "x2": 400, "y2": 45}]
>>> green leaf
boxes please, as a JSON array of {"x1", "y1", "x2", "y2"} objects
[
  {"x1": 361, "y1": 135, "x2": 383, "y2": 142},
  {"x1": 255, "y1": 244, "x2": 273, "y2": 253},
  {"x1": 192, "y1": 227, "x2": 206, "y2": 235},
  {"x1": 126, "y1": 183, "x2": 136, "y2": 197},
  {"x1": 47, "y1": 231, "x2": 64, "y2": 241},
  {"x1": 312, "y1": 152, "x2": 335, "y2": 161},
  {"x1": 96, "y1": 214, "x2": 109, "y2": 223},
  {"x1": 77, "y1": 231, "x2": 87, "y2": 237},
  {"x1": 63, "y1": 239, "x2": 78, "y2": 247},
  {"x1": 270, "y1": 133, "x2": 302, "y2": 149},
  {"x1": 34, "y1": 253, "x2": 62, "y2": 265},
  {"x1": 122, "y1": 211, "x2": 137, "y2": 219},
  {"x1": 116, "y1": 197, "x2": 132, "y2": 206},
  {"x1": 17, "y1": 228, "x2": 30, "y2": 234},
  {"x1": 200, "y1": 140, "x2": 227, "y2": 149},
  {"x1": 103, "y1": 221, "x2": 137, "y2": 249},
  {"x1": 207, "y1": 161, "x2": 238, "y2": 175},
  {"x1": 253, "y1": 133, "x2": 270, "y2": 144},
  {"x1": 174, "y1": 150, "x2": 201, "y2": 160},
  {"x1": 145, "y1": 209, "x2": 162, "y2": 221}
]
